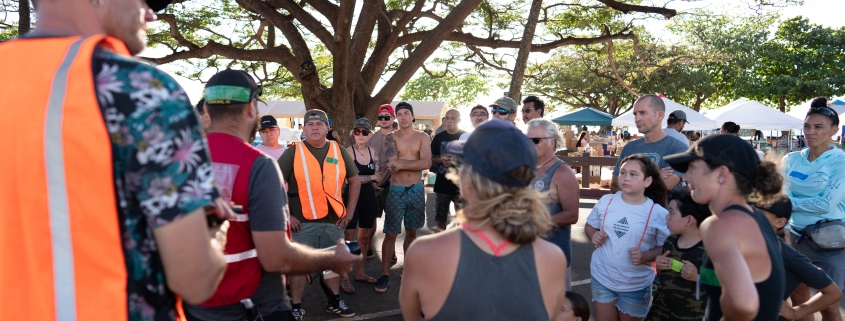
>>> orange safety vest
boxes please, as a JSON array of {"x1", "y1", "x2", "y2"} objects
[
  {"x1": 0, "y1": 36, "x2": 129, "y2": 320},
  {"x1": 293, "y1": 141, "x2": 347, "y2": 220}
]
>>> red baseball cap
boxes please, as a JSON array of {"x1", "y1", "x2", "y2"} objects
[{"x1": 378, "y1": 104, "x2": 395, "y2": 117}]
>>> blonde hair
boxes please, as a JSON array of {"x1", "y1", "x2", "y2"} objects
[{"x1": 447, "y1": 165, "x2": 553, "y2": 244}]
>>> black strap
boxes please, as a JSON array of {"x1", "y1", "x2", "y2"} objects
[{"x1": 723, "y1": 204, "x2": 754, "y2": 215}]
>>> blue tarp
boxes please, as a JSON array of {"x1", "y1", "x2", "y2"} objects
[{"x1": 551, "y1": 108, "x2": 615, "y2": 126}]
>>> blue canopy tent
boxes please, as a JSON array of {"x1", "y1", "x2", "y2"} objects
[{"x1": 551, "y1": 108, "x2": 615, "y2": 126}]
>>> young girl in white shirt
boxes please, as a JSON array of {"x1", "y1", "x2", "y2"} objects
[{"x1": 585, "y1": 154, "x2": 671, "y2": 321}]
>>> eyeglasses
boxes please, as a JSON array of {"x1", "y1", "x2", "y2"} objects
[
  {"x1": 808, "y1": 106, "x2": 839, "y2": 117},
  {"x1": 521, "y1": 108, "x2": 534, "y2": 114},
  {"x1": 529, "y1": 137, "x2": 552, "y2": 144},
  {"x1": 491, "y1": 108, "x2": 512, "y2": 115},
  {"x1": 353, "y1": 128, "x2": 371, "y2": 136},
  {"x1": 378, "y1": 115, "x2": 393, "y2": 121}
]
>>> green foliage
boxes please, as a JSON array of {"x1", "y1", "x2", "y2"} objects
[{"x1": 400, "y1": 69, "x2": 490, "y2": 108}]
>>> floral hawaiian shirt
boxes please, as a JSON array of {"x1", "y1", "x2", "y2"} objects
[{"x1": 93, "y1": 48, "x2": 219, "y2": 321}]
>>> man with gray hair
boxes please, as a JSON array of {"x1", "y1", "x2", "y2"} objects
[
  {"x1": 430, "y1": 109, "x2": 465, "y2": 231},
  {"x1": 611, "y1": 95, "x2": 689, "y2": 192},
  {"x1": 526, "y1": 119, "x2": 580, "y2": 290}
]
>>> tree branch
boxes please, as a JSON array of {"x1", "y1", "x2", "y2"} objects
[
  {"x1": 395, "y1": 30, "x2": 636, "y2": 53},
  {"x1": 261, "y1": 0, "x2": 335, "y2": 53},
  {"x1": 141, "y1": 42, "x2": 300, "y2": 77},
  {"x1": 595, "y1": 0, "x2": 677, "y2": 19},
  {"x1": 303, "y1": 0, "x2": 339, "y2": 26},
  {"x1": 606, "y1": 40, "x2": 640, "y2": 96}
]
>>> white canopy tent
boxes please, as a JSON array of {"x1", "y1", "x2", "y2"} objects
[
  {"x1": 389, "y1": 101, "x2": 447, "y2": 127},
  {"x1": 611, "y1": 97, "x2": 717, "y2": 130},
  {"x1": 787, "y1": 98, "x2": 845, "y2": 120},
  {"x1": 258, "y1": 101, "x2": 307, "y2": 118},
  {"x1": 707, "y1": 99, "x2": 804, "y2": 131}
]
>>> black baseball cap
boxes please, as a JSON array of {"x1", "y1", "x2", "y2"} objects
[
  {"x1": 260, "y1": 115, "x2": 279, "y2": 130},
  {"x1": 446, "y1": 119, "x2": 537, "y2": 187},
  {"x1": 204, "y1": 69, "x2": 262, "y2": 105},
  {"x1": 147, "y1": 0, "x2": 172, "y2": 12},
  {"x1": 396, "y1": 102, "x2": 414, "y2": 115},
  {"x1": 664, "y1": 134, "x2": 760, "y2": 174},
  {"x1": 754, "y1": 194, "x2": 793, "y2": 221},
  {"x1": 354, "y1": 117, "x2": 372, "y2": 130}
]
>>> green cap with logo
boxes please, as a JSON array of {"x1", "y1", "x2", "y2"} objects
[
  {"x1": 354, "y1": 117, "x2": 372, "y2": 130},
  {"x1": 204, "y1": 69, "x2": 262, "y2": 105},
  {"x1": 490, "y1": 96, "x2": 517, "y2": 112},
  {"x1": 304, "y1": 109, "x2": 329, "y2": 124}
]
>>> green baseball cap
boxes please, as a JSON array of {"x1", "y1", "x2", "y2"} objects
[
  {"x1": 204, "y1": 69, "x2": 262, "y2": 105},
  {"x1": 490, "y1": 96, "x2": 517, "y2": 112},
  {"x1": 304, "y1": 109, "x2": 329, "y2": 124},
  {"x1": 354, "y1": 117, "x2": 372, "y2": 130}
]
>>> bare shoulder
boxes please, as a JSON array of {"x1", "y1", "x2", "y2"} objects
[
  {"x1": 414, "y1": 131, "x2": 431, "y2": 142},
  {"x1": 700, "y1": 215, "x2": 739, "y2": 250},
  {"x1": 406, "y1": 229, "x2": 462, "y2": 266},
  {"x1": 552, "y1": 164, "x2": 578, "y2": 184},
  {"x1": 532, "y1": 238, "x2": 566, "y2": 264}
]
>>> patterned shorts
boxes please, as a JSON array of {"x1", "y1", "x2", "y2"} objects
[
  {"x1": 434, "y1": 193, "x2": 462, "y2": 223},
  {"x1": 383, "y1": 181, "x2": 425, "y2": 234}
]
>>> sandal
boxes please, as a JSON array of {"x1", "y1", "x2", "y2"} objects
[
  {"x1": 354, "y1": 275, "x2": 377, "y2": 284},
  {"x1": 340, "y1": 278, "x2": 355, "y2": 294}
]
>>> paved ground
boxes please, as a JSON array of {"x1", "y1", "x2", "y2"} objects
[{"x1": 298, "y1": 187, "x2": 845, "y2": 321}]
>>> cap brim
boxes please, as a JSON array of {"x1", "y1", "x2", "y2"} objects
[
  {"x1": 446, "y1": 140, "x2": 466, "y2": 156},
  {"x1": 664, "y1": 150, "x2": 698, "y2": 173},
  {"x1": 146, "y1": 0, "x2": 172, "y2": 12}
]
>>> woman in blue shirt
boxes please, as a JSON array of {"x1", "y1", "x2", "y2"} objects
[{"x1": 782, "y1": 97, "x2": 845, "y2": 321}]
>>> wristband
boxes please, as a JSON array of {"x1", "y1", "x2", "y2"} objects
[{"x1": 670, "y1": 259, "x2": 684, "y2": 272}]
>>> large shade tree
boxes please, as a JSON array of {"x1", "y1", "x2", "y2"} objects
[{"x1": 143, "y1": 0, "x2": 678, "y2": 140}]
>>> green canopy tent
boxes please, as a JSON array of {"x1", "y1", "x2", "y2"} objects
[{"x1": 551, "y1": 108, "x2": 615, "y2": 126}]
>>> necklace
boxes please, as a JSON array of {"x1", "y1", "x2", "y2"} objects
[
  {"x1": 355, "y1": 145, "x2": 367, "y2": 157},
  {"x1": 537, "y1": 156, "x2": 556, "y2": 170}
]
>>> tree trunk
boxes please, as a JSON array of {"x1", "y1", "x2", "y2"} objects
[
  {"x1": 18, "y1": 0, "x2": 30, "y2": 35},
  {"x1": 779, "y1": 96, "x2": 786, "y2": 112},
  {"x1": 506, "y1": 0, "x2": 544, "y2": 103}
]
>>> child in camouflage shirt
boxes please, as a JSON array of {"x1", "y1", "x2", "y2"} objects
[{"x1": 646, "y1": 188, "x2": 711, "y2": 321}]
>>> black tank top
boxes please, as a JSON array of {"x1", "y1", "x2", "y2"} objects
[
  {"x1": 428, "y1": 232, "x2": 549, "y2": 321},
  {"x1": 701, "y1": 205, "x2": 784, "y2": 321},
  {"x1": 326, "y1": 129, "x2": 337, "y2": 141},
  {"x1": 352, "y1": 146, "x2": 375, "y2": 176}
]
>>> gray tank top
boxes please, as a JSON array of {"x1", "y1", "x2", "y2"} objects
[
  {"x1": 427, "y1": 231, "x2": 549, "y2": 321},
  {"x1": 533, "y1": 159, "x2": 572, "y2": 265}
]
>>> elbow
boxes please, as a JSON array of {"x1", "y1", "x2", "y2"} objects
[
  {"x1": 724, "y1": 298, "x2": 759, "y2": 321},
  {"x1": 168, "y1": 260, "x2": 226, "y2": 304}
]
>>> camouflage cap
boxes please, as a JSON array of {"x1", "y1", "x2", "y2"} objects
[{"x1": 304, "y1": 109, "x2": 329, "y2": 124}]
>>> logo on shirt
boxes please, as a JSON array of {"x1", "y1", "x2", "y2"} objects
[
  {"x1": 613, "y1": 217, "x2": 629, "y2": 238},
  {"x1": 534, "y1": 180, "x2": 545, "y2": 191},
  {"x1": 639, "y1": 152, "x2": 662, "y2": 166}
]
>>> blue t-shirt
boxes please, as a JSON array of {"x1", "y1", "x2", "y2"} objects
[{"x1": 614, "y1": 135, "x2": 689, "y2": 188}]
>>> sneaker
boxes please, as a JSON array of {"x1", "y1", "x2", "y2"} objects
[
  {"x1": 325, "y1": 300, "x2": 355, "y2": 318},
  {"x1": 366, "y1": 248, "x2": 375, "y2": 259},
  {"x1": 375, "y1": 275, "x2": 390, "y2": 293},
  {"x1": 292, "y1": 308, "x2": 305, "y2": 321}
]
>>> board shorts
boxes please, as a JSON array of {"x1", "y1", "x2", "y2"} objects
[{"x1": 383, "y1": 181, "x2": 425, "y2": 234}]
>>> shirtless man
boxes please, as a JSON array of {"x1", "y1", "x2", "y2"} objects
[{"x1": 376, "y1": 102, "x2": 432, "y2": 293}]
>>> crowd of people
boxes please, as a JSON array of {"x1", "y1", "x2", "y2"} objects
[{"x1": 3, "y1": 0, "x2": 845, "y2": 320}]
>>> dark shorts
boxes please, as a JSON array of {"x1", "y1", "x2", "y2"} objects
[
  {"x1": 347, "y1": 185, "x2": 378, "y2": 230},
  {"x1": 434, "y1": 192, "x2": 461, "y2": 223},
  {"x1": 383, "y1": 181, "x2": 425, "y2": 234},
  {"x1": 791, "y1": 231, "x2": 845, "y2": 291}
]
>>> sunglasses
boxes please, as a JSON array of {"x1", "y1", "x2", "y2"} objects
[
  {"x1": 808, "y1": 106, "x2": 839, "y2": 117},
  {"x1": 353, "y1": 128, "x2": 371, "y2": 136},
  {"x1": 529, "y1": 137, "x2": 552, "y2": 144},
  {"x1": 521, "y1": 108, "x2": 534, "y2": 114},
  {"x1": 378, "y1": 115, "x2": 393, "y2": 121},
  {"x1": 491, "y1": 108, "x2": 512, "y2": 115}
]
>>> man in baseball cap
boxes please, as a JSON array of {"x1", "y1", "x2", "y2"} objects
[
  {"x1": 490, "y1": 97, "x2": 518, "y2": 124},
  {"x1": 257, "y1": 115, "x2": 286, "y2": 160},
  {"x1": 664, "y1": 110, "x2": 690, "y2": 145}
]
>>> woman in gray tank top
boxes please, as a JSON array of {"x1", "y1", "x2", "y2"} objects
[{"x1": 399, "y1": 119, "x2": 568, "y2": 321}]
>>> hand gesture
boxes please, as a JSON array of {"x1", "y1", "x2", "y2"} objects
[
  {"x1": 209, "y1": 220, "x2": 230, "y2": 252},
  {"x1": 630, "y1": 247, "x2": 644, "y2": 266},
  {"x1": 329, "y1": 239, "x2": 363, "y2": 275},
  {"x1": 289, "y1": 216, "x2": 303, "y2": 233},
  {"x1": 591, "y1": 230, "x2": 609, "y2": 247},
  {"x1": 337, "y1": 215, "x2": 351, "y2": 230},
  {"x1": 680, "y1": 260, "x2": 698, "y2": 282},
  {"x1": 655, "y1": 251, "x2": 672, "y2": 271},
  {"x1": 778, "y1": 300, "x2": 796, "y2": 320},
  {"x1": 660, "y1": 167, "x2": 674, "y2": 180}
]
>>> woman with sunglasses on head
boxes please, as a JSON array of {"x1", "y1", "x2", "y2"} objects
[
  {"x1": 343, "y1": 117, "x2": 382, "y2": 290},
  {"x1": 399, "y1": 119, "x2": 567, "y2": 321},
  {"x1": 665, "y1": 134, "x2": 784, "y2": 321},
  {"x1": 782, "y1": 97, "x2": 845, "y2": 321}
]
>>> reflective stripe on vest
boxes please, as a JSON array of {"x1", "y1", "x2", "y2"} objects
[
  {"x1": 0, "y1": 36, "x2": 130, "y2": 320},
  {"x1": 293, "y1": 141, "x2": 347, "y2": 220}
]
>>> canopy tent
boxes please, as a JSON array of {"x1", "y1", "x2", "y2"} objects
[
  {"x1": 551, "y1": 108, "x2": 614, "y2": 126},
  {"x1": 708, "y1": 99, "x2": 804, "y2": 131},
  {"x1": 787, "y1": 98, "x2": 845, "y2": 120},
  {"x1": 611, "y1": 97, "x2": 717, "y2": 130},
  {"x1": 389, "y1": 101, "x2": 447, "y2": 127},
  {"x1": 258, "y1": 101, "x2": 307, "y2": 118}
]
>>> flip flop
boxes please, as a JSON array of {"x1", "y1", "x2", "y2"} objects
[
  {"x1": 354, "y1": 275, "x2": 377, "y2": 284},
  {"x1": 340, "y1": 278, "x2": 355, "y2": 294}
]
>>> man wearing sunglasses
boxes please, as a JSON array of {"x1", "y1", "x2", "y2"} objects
[
  {"x1": 490, "y1": 96, "x2": 519, "y2": 124},
  {"x1": 256, "y1": 115, "x2": 287, "y2": 160},
  {"x1": 369, "y1": 105, "x2": 397, "y2": 216},
  {"x1": 522, "y1": 95, "x2": 546, "y2": 124},
  {"x1": 431, "y1": 109, "x2": 465, "y2": 231}
]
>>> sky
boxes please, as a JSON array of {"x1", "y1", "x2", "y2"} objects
[{"x1": 143, "y1": 0, "x2": 845, "y2": 131}]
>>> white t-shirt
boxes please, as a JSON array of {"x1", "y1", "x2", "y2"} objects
[
  {"x1": 459, "y1": 131, "x2": 471, "y2": 141},
  {"x1": 663, "y1": 128, "x2": 690, "y2": 146},
  {"x1": 587, "y1": 192, "x2": 670, "y2": 292},
  {"x1": 255, "y1": 144, "x2": 287, "y2": 160}
]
